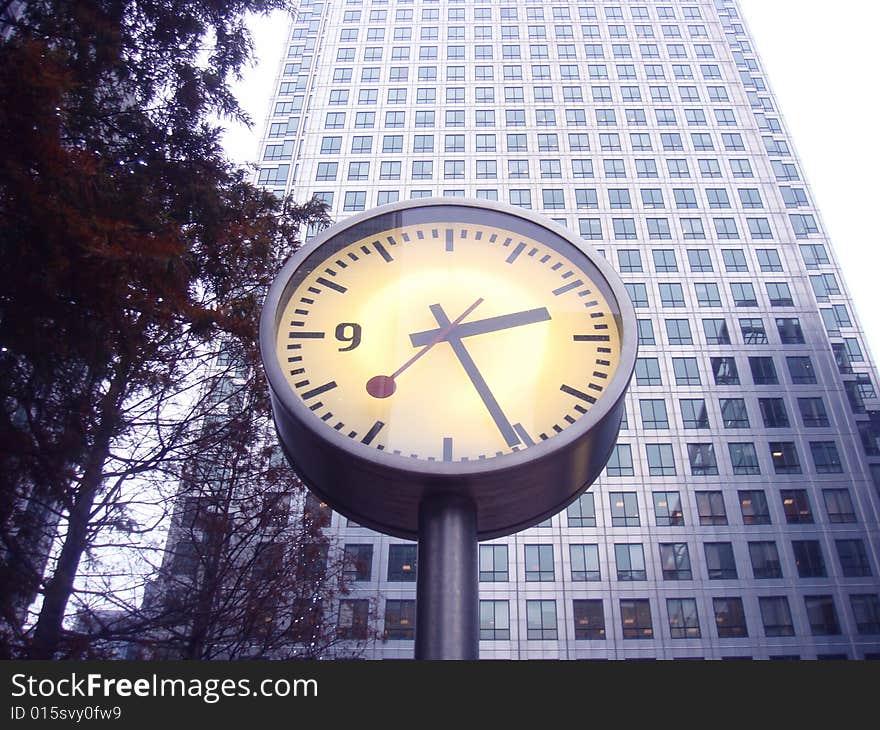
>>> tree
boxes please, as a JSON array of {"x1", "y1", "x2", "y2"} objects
[{"x1": 0, "y1": 0, "x2": 331, "y2": 657}]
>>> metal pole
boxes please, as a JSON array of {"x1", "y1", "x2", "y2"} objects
[{"x1": 414, "y1": 493, "x2": 479, "y2": 660}]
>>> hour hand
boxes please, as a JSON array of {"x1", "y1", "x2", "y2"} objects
[{"x1": 409, "y1": 307, "x2": 551, "y2": 347}]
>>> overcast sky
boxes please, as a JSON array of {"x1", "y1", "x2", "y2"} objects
[{"x1": 221, "y1": 0, "x2": 880, "y2": 362}]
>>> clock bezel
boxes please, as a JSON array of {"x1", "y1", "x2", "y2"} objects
[{"x1": 260, "y1": 198, "x2": 637, "y2": 539}]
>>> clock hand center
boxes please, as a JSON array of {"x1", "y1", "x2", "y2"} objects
[{"x1": 365, "y1": 297, "x2": 484, "y2": 399}]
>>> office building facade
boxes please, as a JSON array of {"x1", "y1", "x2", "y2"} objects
[{"x1": 253, "y1": 0, "x2": 880, "y2": 658}]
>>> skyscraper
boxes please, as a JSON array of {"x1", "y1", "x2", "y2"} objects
[{"x1": 254, "y1": 0, "x2": 880, "y2": 659}]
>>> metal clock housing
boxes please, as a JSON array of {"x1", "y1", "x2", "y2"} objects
[{"x1": 260, "y1": 198, "x2": 637, "y2": 539}]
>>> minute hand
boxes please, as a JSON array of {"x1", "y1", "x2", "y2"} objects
[
  {"x1": 429, "y1": 304, "x2": 521, "y2": 449},
  {"x1": 410, "y1": 307, "x2": 551, "y2": 347}
]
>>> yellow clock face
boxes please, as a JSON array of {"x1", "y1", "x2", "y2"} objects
[{"x1": 273, "y1": 214, "x2": 623, "y2": 463}]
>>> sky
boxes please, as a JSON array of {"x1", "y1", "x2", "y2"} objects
[{"x1": 221, "y1": 0, "x2": 880, "y2": 363}]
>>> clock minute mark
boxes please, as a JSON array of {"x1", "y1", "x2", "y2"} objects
[
  {"x1": 316, "y1": 276, "x2": 347, "y2": 294},
  {"x1": 589, "y1": 311, "x2": 605, "y2": 319},
  {"x1": 561, "y1": 384, "x2": 597, "y2": 405},
  {"x1": 596, "y1": 359, "x2": 611, "y2": 366},
  {"x1": 513, "y1": 423, "x2": 536, "y2": 447},
  {"x1": 347, "y1": 431, "x2": 357, "y2": 439},
  {"x1": 598, "y1": 347, "x2": 612, "y2": 354},
  {"x1": 361, "y1": 420, "x2": 385, "y2": 446},
  {"x1": 552, "y1": 279, "x2": 584, "y2": 296},
  {"x1": 593, "y1": 370, "x2": 608, "y2": 379},
  {"x1": 505, "y1": 242, "x2": 526, "y2": 264},
  {"x1": 294, "y1": 309, "x2": 309, "y2": 316},
  {"x1": 574, "y1": 334, "x2": 610, "y2": 342},
  {"x1": 386, "y1": 235, "x2": 397, "y2": 246},
  {"x1": 373, "y1": 240, "x2": 393, "y2": 262},
  {"x1": 445, "y1": 228, "x2": 454, "y2": 251},
  {"x1": 301, "y1": 381, "x2": 338, "y2": 400},
  {"x1": 443, "y1": 437, "x2": 453, "y2": 462},
  {"x1": 300, "y1": 297, "x2": 314, "y2": 305},
  {"x1": 289, "y1": 331, "x2": 325, "y2": 339},
  {"x1": 360, "y1": 245, "x2": 371, "y2": 256}
]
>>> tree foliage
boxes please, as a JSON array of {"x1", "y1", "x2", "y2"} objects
[{"x1": 0, "y1": 1, "x2": 333, "y2": 658}]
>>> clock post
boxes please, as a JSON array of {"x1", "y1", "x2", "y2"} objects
[
  {"x1": 414, "y1": 494, "x2": 479, "y2": 659},
  {"x1": 260, "y1": 199, "x2": 636, "y2": 661}
]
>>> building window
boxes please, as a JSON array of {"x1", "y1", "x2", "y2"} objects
[
  {"x1": 567, "y1": 493, "x2": 596, "y2": 527},
  {"x1": 810, "y1": 441, "x2": 843, "y2": 474},
  {"x1": 606, "y1": 444, "x2": 635, "y2": 476},
  {"x1": 653, "y1": 491, "x2": 684, "y2": 526},
  {"x1": 688, "y1": 443, "x2": 718, "y2": 476},
  {"x1": 713, "y1": 597, "x2": 748, "y2": 638},
  {"x1": 851, "y1": 595, "x2": 880, "y2": 635},
  {"x1": 480, "y1": 600, "x2": 510, "y2": 640},
  {"x1": 702, "y1": 319, "x2": 730, "y2": 345},
  {"x1": 781, "y1": 490, "x2": 813, "y2": 524},
  {"x1": 659, "y1": 543, "x2": 692, "y2": 580},
  {"x1": 343, "y1": 544, "x2": 373, "y2": 582},
  {"x1": 342, "y1": 191, "x2": 366, "y2": 212},
  {"x1": 696, "y1": 491, "x2": 727, "y2": 526},
  {"x1": 793, "y1": 540, "x2": 826, "y2": 578},
  {"x1": 759, "y1": 398, "x2": 790, "y2": 429},
  {"x1": 770, "y1": 442, "x2": 801, "y2": 474},
  {"x1": 615, "y1": 543, "x2": 647, "y2": 581},
  {"x1": 805, "y1": 596, "x2": 841, "y2": 636},
  {"x1": 749, "y1": 541, "x2": 783, "y2": 579},
  {"x1": 610, "y1": 492, "x2": 640, "y2": 526},
  {"x1": 823, "y1": 489, "x2": 856, "y2": 524},
  {"x1": 680, "y1": 399, "x2": 709, "y2": 429},
  {"x1": 665, "y1": 319, "x2": 693, "y2": 346},
  {"x1": 749, "y1": 357, "x2": 778, "y2": 385},
  {"x1": 338, "y1": 599, "x2": 369, "y2": 640},
  {"x1": 705, "y1": 542, "x2": 737, "y2": 580},
  {"x1": 526, "y1": 600, "x2": 557, "y2": 640},
  {"x1": 479, "y1": 544, "x2": 508, "y2": 583},
  {"x1": 524, "y1": 545, "x2": 555, "y2": 582},
  {"x1": 759, "y1": 597, "x2": 795, "y2": 637},
  {"x1": 787, "y1": 356, "x2": 816, "y2": 385},
  {"x1": 672, "y1": 358, "x2": 701, "y2": 386},
  {"x1": 738, "y1": 490, "x2": 771, "y2": 525},
  {"x1": 646, "y1": 443, "x2": 676, "y2": 476},
  {"x1": 570, "y1": 544, "x2": 601, "y2": 582},
  {"x1": 620, "y1": 599, "x2": 653, "y2": 639},
  {"x1": 836, "y1": 539, "x2": 872, "y2": 577},
  {"x1": 384, "y1": 600, "x2": 416, "y2": 640},
  {"x1": 667, "y1": 598, "x2": 701, "y2": 639},
  {"x1": 729, "y1": 442, "x2": 760, "y2": 475},
  {"x1": 573, "y1": 600, "x2": 606, "y2": 640},
  {"x1": 387, "y1": 544, "x2": 417, "y2": 582}
]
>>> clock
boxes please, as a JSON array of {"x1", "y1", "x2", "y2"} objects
[{"x1": 260, "y1": 199, "x2": 636, "y2": 539}]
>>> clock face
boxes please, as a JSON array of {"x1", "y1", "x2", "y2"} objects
[{"x1": 272, "y1": 204, "x2": 623, "y2": 464}]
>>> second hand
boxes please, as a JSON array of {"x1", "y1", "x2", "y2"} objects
[{"x1": 366, "y1": 297, "x2": 484, "y2": 398}]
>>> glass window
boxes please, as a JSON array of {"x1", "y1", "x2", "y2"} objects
[
  {"x1": 640, "y1": 399, "x2": 669, "y2": 429},
  {"x1": 823, "y1": 489, "x2": 856, "y2": 523},
  {"x1": 804, "y1": 596, "x2": 841, "y2": 636},
  {"x1": 526, "y1": 600, "x2": 557, "y2": 640},
  {"x1": 759, "y1": 597, "x2": 794, "y2": 637},
  {"x1": 659, "y1": 543, "x2": 692, "y2": 580},
  {"x1": 387, "y1": 544, "x2": 418, "y2": 582},
  {"x1": 713, "y1": 597, "x2": 748, "y2": 638},
  {"x1": 653, "y1": 491, "x2": 684, "y2": 526},
  {"x1": 620, "y1": 599, "x2": 653, "y2": 639},
  {"x1": 810, "y1": 441, "x2": 843, "y2": 474},
  {"x1": 479, "y1": 544, "x2": 508, "y2": 583},
  {"x1": 606, "y1": 444, "x2": 634, "y2": 476},
  {"x1": 337, "y1": 599, "x2": 369, "y2": 640},
  {"x1": 729, "y1": 442, "x2": 760, "y2": 475},
  {"x1": 851, "y1": 595, "x2": 880, "y2": 635},
  {"x1": 384, "y1": 599, "x2": 416, "y2": 640},
  {"x1": 781, "y1": 490, "x2": 813, "y2": 524},
  {"x1": 567, "y1": 493, "x2": 596, "y2": 527},
  {"x1": 793, "y1": 540, "x2": 826, "y2": 578},
  {"x1": 570, "y1": 544, "x2": 601, "y2": 582},
  {"x1": 770, "y1": 442, "x2": 801, "y2": 474},
  {"x1": 610, "y1": 492, "x2": 640, "y2": 526},
  {"x1": 573, "y1": 600, "x2": 606, "y2": 640},
  {"x1": 524, "y1": 545, "x2": 555, "y2": 582},
  {"x1": 343, "y1": 544, "x2": 373, "y2": 582},
  {"x1": 688, "y1": 443, "x2": 718, "y2": 475},
  {"x1": 480, "y1": 600, "x2": 510, "y2": 640},
  {"x1": 836, "y1": 539, "x2": 872, "y2": 577},
  {"x1": 749, "y1": 541, "x2": 783, "y2": 579},
  {"x1": 749, "y1": 357, "x2": 778, "y2": 385},
  {"x1": 615, "y1": 543, "x2": 647, "y2": 580},
  {"x1": 680, "y1": 399, "x2": 709, "y2": 429},
  {"x1": 738, "y1": 490, "x2": 771, "y2": 525},
  {"x1": 705, "y1": 542, "x2": 737, "y2": 579},
  {"x1": 646, "y1": 443, "x2": 676, "y2": 475},
  {"x1": 668, "y1": 598, "x2": 701, "y2": 639}
]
